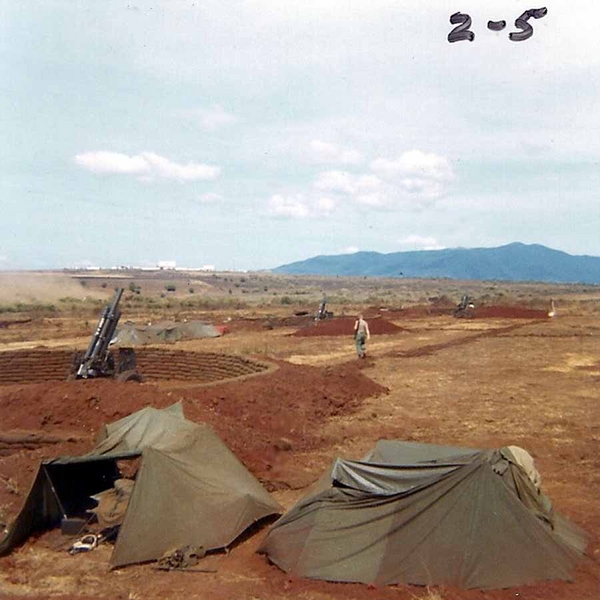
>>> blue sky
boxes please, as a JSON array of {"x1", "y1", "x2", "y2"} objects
[{"x1": 1, "y1": 0, "x2": 599, "y2": 270}]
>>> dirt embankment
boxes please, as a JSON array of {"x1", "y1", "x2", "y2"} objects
[
  {"x1": 292, "y1": 317, "x2": 403, "y2": 337},
  {"x1": 380, "y1": 305, "x2": 550, "y2": 319},
  {"x1": 0, "y1": 360, "x2": 388, "y2": 519}
]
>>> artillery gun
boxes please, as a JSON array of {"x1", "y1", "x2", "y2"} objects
[
  {"x1": 71, "y1": 288, "x2": 143, "y2": 382},
  {"x1": 453, "y1": 294, "x2": 475, "y2": 319},
  {"x1": 315, "y1": 298, "x2": 334, "y2": 322}
]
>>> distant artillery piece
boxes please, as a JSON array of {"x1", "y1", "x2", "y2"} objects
[
  {"x1": 453, "y1": 294, "x2": 475, "y2": 319},
  {"x1": 315, "y1": 298, "x2": 334, "y2": 322},
  {"x1": 70, "y1": 288, "x2": 143, "y2": 382}
]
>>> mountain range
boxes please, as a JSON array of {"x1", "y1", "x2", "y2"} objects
[{"x1": 273, "y1": 243, "x2": 600, "y2": 284}]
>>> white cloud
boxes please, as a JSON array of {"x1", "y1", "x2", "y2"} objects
[
  {"x1": 315, "y1": 196, "x2": 336, "y2": 215},
  {"x1": 399, "y1": 177, "x2": 445, "y2": 199},
  {"x1": 74, "y1": 151, "x2": 221, "y2": 182},
  {"x1": 340, "y1": 246, "x2": 359, "y2": 254},
  {"x1": 309, "y1": 140, "x2": 362, "y2": 165},
  {"x1": 398, "y1": 235, "x2": 445, "y2": 251},
  {"x1": 141, "y1": 153, "x2": 220, "y2": 182},
  {"x1": 314, "y1": 170, "x2": 354, "y2": 194},
  {"x1": 312, "y1": 162, "x2": 454, "y2": 208},
  {"x1": 74, "y1": 151, "x2": 149, "y2": 175},
  {"x1": 371, "y1": 150, "x2": 455, "y2": 199},
  {"x1": 268, "y1": 194, "x2": 310, "y2": 219},
  {"x1": 268, "y1": 193, "x2": 337, "y2": 219},
  {"x1": 314, "y1": 170, "x2": 382, "y2": 195},
  {"x1": 188, "y1": 105, "x2": 237, "y2": 131},
  {"x1": 313, "y1": 170, "x2": 393, "y2": 208}
]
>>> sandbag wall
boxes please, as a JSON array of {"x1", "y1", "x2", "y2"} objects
[
  {"x1": 0, "y1": 349, "x2": 268, "y2": 385},
  {"x1": 133, "y1": 349, "x2": 269, "y2": 382},
  {"x1": 0, "y1": 349, "x2": 74, "y2": 384}
]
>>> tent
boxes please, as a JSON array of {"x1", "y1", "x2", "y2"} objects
[
  {"x1": 259, "y1": 440, "x2": 587, "y2": 590},
  {"x1": 112, "y1": 321, "x2": 226, "y2": 346},
  {"x1": 0, "y1": 403, "x2": 281, "y2": 568}
]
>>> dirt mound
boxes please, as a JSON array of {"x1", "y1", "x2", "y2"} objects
[
  {"x1": 224, "y1": 315, "x2": 315, "y2": 332},
  {"x1": 0, "y1": 361, "x2": 388, "y2": 521},
  {"x1": 369, "y1": 305, "x2": 549, "y2": 320},
  {"x1": 292, "y1": 317, "x2": 403, "y2": 337},
  {"x1": 473, "y1": 306, "x2": 549, "y2": 319}
]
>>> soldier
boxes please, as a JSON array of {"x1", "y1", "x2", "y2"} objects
[{"x1": 353, "y1": 314, "x2": 371, "y2": 358}]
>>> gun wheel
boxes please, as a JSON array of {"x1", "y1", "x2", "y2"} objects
[{"x1": 116, "y1": 370, "x2": 145, "y2": 383}]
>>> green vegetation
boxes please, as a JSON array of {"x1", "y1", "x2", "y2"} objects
[{"x1": 0, "y1": 302, "x2": 58, "y2": 314}]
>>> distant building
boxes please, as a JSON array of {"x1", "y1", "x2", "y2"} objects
[{"x1": 158, "y1": 260, "x2": 176, "y2": 270}]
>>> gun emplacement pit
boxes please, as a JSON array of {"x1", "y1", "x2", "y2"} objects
[{"x1": 0, "y1": 348, "x2": 270, "y2": 386}]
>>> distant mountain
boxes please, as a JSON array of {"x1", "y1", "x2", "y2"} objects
[{"x1": 273, "y1": 243, "x2": 600, "y2": 284}]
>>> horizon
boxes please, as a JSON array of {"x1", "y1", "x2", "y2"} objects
[
  {"x1": 2, "y1": 240, "x2": 600, "y2": 274},
  {"x1": 2, "y1": 2, "x2": 599, "y2": 271}
]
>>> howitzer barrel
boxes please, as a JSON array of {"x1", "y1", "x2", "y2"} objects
[
  {"x1": 76, "y1": 288, "x2": 124, "y2": 378},
  {"x1": 316, "y1": 299, "x2": 327, "y2": 321}
]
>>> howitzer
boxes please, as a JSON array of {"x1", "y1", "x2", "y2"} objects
[
  {"x1": 73, "y1": 288, "x2": 142, "y2": 381},
  {"x1": 315, "y1": 298, "x2": 333, "y2": 322},
  {"x1": 453, "y1": 294, "x2": 475, "y2": 318}
]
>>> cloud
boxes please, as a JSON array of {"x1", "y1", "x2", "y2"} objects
[
  {"x1": 354, "y1": 192, "x2": 389, "y2": 207},
  {"x1": 314, "y1": 170, "x2": 382, "y2": 195},
  {"x1": 188, "y1": 105, "x2": 237, "y2": 131},
  {"x1": 312, "y1": 156, "x2": 454, "y2": 208},
  {"x1": 74, "y1": 151, "x2": 221, "y2": 182},
  {"x1": 315, "y1": 196, "x2": 336, "y2": 215},
  {"x1": 398, "y1": 235, "x2": 445, "y2": 251},
  {"x1": 268, "y1": 193, "x2": 337, "y2": 219},
  {"x1": 370, "y1": 150, "x2": 455, "y2": 199},
  {"x1": 340, "y1": 246, "x2": 359, "y2": 254},
  {"x1": 313, "y1": 170, "x2": 393, "y2": 208},
  {"x1": 309, "y1": 140, "x2": 362, "y2": 165},
  {"x1": 74, "y1": 151, "x2": 149, "y2": 175}
]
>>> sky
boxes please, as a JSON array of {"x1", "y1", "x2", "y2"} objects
[{"x1": 1, "y1": 0, "x2": 599, "y2": 271}]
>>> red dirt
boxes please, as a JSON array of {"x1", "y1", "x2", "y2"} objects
[
  {"x1": 378, "y1": 305, "x2": 549, "y2": 319},
  {"x1": 473, "y1": 306, "x2": 549, "y2": 319},
  {"x1": 222, "y1": 315, "x2": 315, "y2": 332},
  {"x1": 292, "y1": 316, "x2": 404, "y2": 337},
  {"x1": 1, "y1": 310, "x2": 598, "y2": 600},
  {"x1": 0, "y1": 360, "x2": 388, "y2": 518}
]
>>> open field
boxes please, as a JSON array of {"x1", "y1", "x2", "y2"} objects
[{"x1": 0, "y1": 271, "x2": 599, "y2": 600}]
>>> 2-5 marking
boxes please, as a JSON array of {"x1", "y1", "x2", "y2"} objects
[{"x1": 448, "y1": 7, "x2": 547, "y2": 43}]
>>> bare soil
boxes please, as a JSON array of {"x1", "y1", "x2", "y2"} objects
[
  {"x1": 291, "y1": 316, "x2": 404, "y2": 337},
  {"x1": 0, "y1": 289, "x2": 599, "y2": 600}
]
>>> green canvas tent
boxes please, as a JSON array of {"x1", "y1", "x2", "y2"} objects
[
  {"x1": 259, "y1": 440, "x2": 587, "y2": 590},
  {"x1": 0, "y1": 403, "x2": 281, "y2": 568},
  {"x1": 112, "y1": 321, "x2": 224, "y2": 346}
]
